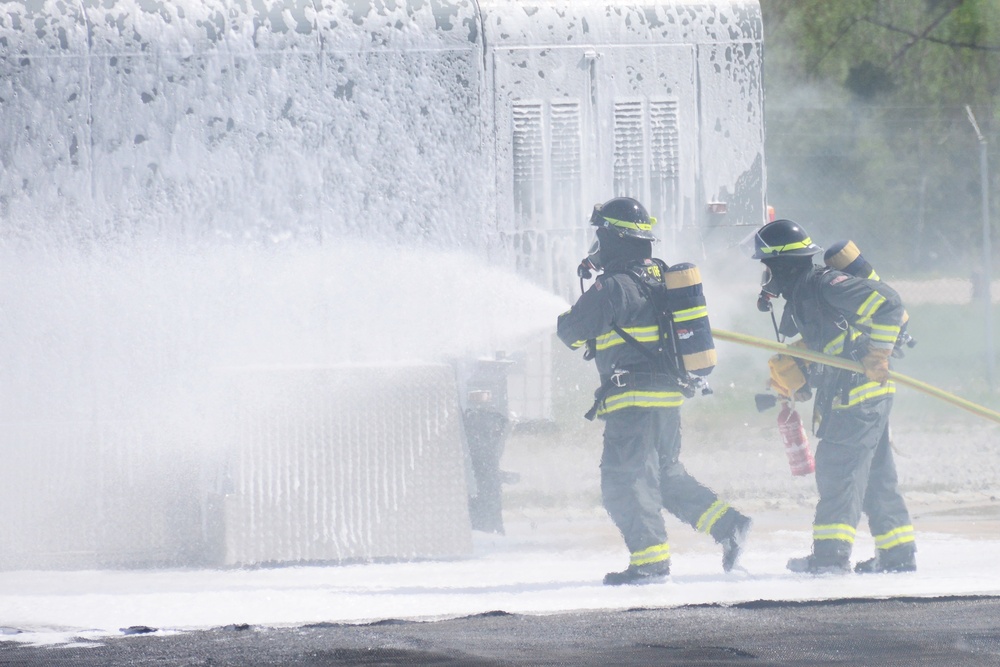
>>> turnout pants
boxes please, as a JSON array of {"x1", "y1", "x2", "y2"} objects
[
  {"x1": 600, "y1": 407, "x2": 742, "y2": 565},
  {"x1": 812, "y1": 394, "x2": 915, "y2": 561}
]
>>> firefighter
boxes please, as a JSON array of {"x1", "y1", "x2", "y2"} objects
[
  {"x1": 750, "y1": 219, "x2": 916, "y2": 574},
  {"x1": 556, "y1": 197, "x2": 752, "y2": 585}
]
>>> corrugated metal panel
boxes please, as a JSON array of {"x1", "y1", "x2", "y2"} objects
[
  {"x1": 512, "y1": 102, "x2": 546, "y2": 229},
  {"x1": 0, "y1": 364, "x2": 472, "y2": 570},
  {"x1": 613, "y1": 100, "x2": 646, "y2": 200},
  {"x1": 222, "y1": 365, "x2": 473, "y2": 565}
]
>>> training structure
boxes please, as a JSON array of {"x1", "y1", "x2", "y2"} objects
[{"x1": 0, "y1": 1, "x2": 766, "y2": 568}]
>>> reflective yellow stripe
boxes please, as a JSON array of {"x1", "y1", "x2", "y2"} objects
[
  {"x1": 869, "y1": 322, "x2": 901, "y2": 344},
  {"x1": 570, "y1": 339, "x2": 587, "y2": 349},
  {"x1": 813, "y1": 523, "x2": 856, "y2": 543},
  {"x1": 833, "y1": 381, "x2": 896, "y2": 409},
  {"x1": 856, "y1": 292, "x2": 885, "y2": 323},
  {"x1": 595, "y1": 325, "x2": 660, "y2": 351},
  {"x1": 696, "y1": 500, "x2": 730, "y2": 534},
  {"x1": 759, "y1": 237, "x2": 815, "y2": 254},
  {"x1": 874, "y1": 525, "x2": 915, "y2": 550},
  {"x1": 823, "y1": 328, "x2": 868, "y2": 357},
  {"x1": 823, "y1": 332, "x2": 846, "y2": 356},
  {"x1": 605, "y1": 215, "x2": 656, "y2": 233},
  {"x1": 823, "y1": 329, "x2": 863, "y2": 357},
  {"x1": 630, "y1": 542, "x2": 671, "y2": 566},
  {"x1": 673, "y1": 305, "x2": 708, "y2": 323},
  {"x1": 597, "y1": 390, "x2": 684, "y2": 415}
]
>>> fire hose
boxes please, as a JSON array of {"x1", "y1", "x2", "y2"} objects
[{"x1": 712, "y1": 328, "x2": 1000, "y2": 426}]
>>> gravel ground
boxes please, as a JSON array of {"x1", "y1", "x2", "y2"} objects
[{"x1": 501, "y1": 405, "x2": 1000, "y2": 530}]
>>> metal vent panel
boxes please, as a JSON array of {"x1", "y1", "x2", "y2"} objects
[{"x1": 613, "y1": 100, "x2": 645, "y2": 198}]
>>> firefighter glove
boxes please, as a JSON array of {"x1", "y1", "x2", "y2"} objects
[
  {"x1": 862, "y1": 346, "x2": 892, "y2": 385},
  {"x1": 768, "y1": 353, "x2": 808, "y2": 400}
]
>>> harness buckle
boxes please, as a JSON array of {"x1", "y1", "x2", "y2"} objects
[{"x1": 611, "y1": 369, "x2": 629, "y2": 387}]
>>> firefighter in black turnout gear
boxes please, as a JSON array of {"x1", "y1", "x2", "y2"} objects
[
  {"x1": 557, "y1": 197, "x2": 752, "y2": 585},
  {"x1": 751, "y1": 219, "x2": 916, "y2": 575}
]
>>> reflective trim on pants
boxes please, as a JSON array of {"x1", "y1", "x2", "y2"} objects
[
  {"x1": 874, "y1": 525, "x2": 915, "y2": 550},
  {"x1": 630, "y1": 542, "x2": 671, "y2": 567},
  {"x1": 696, "y1": 500, "x2": 730, "y2": 535},
  {"x1": 813, "y1": 523, "x2": 857, "y2": 544}
]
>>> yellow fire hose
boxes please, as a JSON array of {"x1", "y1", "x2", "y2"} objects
[{"x1": 712, "y1": 328, "x2": 1000, "y2": 425}]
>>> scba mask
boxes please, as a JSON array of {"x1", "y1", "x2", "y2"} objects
[
  {"x1": 577, "y1": 234, "x2": 602, "y2": 279},
  {"x1": 758, "y1": 257, "x2": 812, "y2": 305},
  {"x1": 760, "y1": 266, "x2": 779, "y2": 297},
  {"x1": 756, "y1": 266, "x2": 779, "y2": 312},
  {"x1": 586, "y1": 234, "x2": 602, "y2": 270}
]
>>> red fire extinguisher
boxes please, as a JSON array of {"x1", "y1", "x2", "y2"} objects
[{"x1": 778, "y1": 401, "x2": 815, "y2": 476}]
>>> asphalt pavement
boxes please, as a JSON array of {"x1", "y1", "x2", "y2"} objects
[{"x1": 4, "y1": 595, "x2": 1000, "y2": 666}]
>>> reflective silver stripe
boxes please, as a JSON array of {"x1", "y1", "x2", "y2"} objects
[
  {"x1": 869, "y1": 322, "x2": 900, "y2": 344},
  {"x1": 673, "y1": 305, "x2": 708, "y2": 323},
  {"x1": 597, "y1": 390, "x2": 684, "y2": 415},
  {"x1": 695, "y1": 500, "x2": 730, "y2": 534},
  {"x1": 833, "y1": 381, "x2": 896, "y2": 409},
  {"x1": 856, "y1": 292, "x2": 884, "y2": 323},
  {"x1": 595, "y1": 325, "x2": 659, "y2": 351},
  {"x1": 874, "y1": 525, "x2": 915, "y2": 550},
  {"x1": 630, "y1": 542, "x2": 670, "y2": 566},
  {"x1": 822, "y1": 328, "x2": 862, "y2": 356},
  {"x1": 823, "y1": 332, "x2": 846, "y2": 356},
  {"x1": 813, "y1": 523, "x2": 856, "y2": 543}
]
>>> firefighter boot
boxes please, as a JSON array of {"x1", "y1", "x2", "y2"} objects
[
  {"x1": 787, "y1": 541, "x2": 850, "y2": 575},
  {"x1": 855, "y1": 544, "x2": 916, "y2": 574},
  {"x1": 603, "y1": 561, "x2": 670, "y2": 586},
  {"x1": 720, "y1": 513, "x2": 753, "y2": 573}
]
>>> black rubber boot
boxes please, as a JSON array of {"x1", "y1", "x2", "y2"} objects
[
  {"x1": 786, "y1": 553, "x2": 851, "y2": 574},
  {"x1": 720, "y1": 514, "x2": 752, "y2": 573},
  {"x1": 855, "y1": 545, "x2": 916, "y2": 574},
  {"x1": 787, "y1": 541, "x2": 851, "y2": 575},
  {"x1": 603, "y1": 561, "x2": 670, "y2": 586}
]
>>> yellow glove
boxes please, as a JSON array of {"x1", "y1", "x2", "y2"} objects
[
  {"x1": 768, "y1": 353, "x2": 808, "y2": 399},
  {"x1": 862, "y1": 346, "x2": 892, "y2": 385}
]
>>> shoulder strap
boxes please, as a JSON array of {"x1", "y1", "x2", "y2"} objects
[{"x1": 614, "y1": 264, "x2": 681, "y2": 376}]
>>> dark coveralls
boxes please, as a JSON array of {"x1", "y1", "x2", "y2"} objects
[
  {"x1": 779, "y1": 266, "x2": 915, "y2": 564},
  {"x1": 556, "y1": 259, "x2": 746, "y2": 571}
]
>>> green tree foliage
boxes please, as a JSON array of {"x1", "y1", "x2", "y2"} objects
[{"x1": 760, "y1": 0, "x2": 1000, "y2": 274}]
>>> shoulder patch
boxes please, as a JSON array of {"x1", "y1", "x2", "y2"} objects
[{"x1": 829, "y1": 275, "x2": 849, "y2": 286}]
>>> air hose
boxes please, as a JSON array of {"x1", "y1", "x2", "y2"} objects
[{"x1": 712, "y1": 328, "x2": 1000, "y2": 425}]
